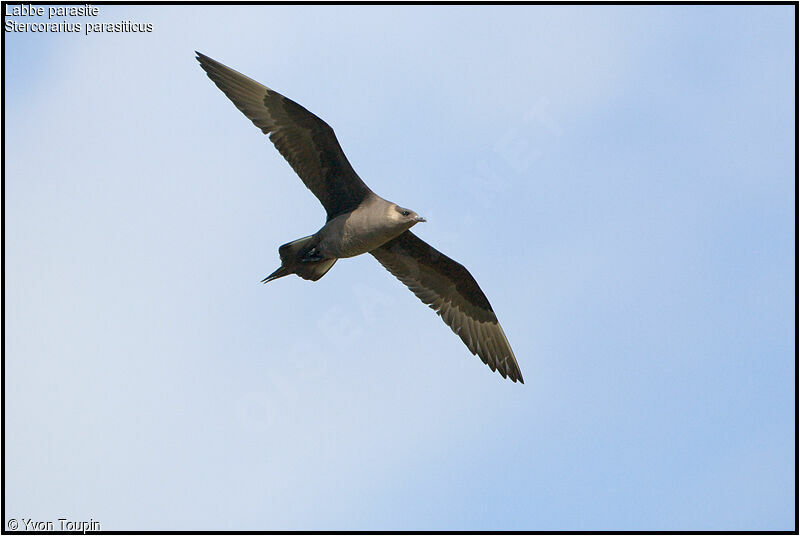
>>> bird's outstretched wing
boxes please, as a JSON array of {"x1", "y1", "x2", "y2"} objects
[
  {"x1": 371, "y1": 231, "x2": 523, "y2": 383},
  {"x1": 196, "y1": 52, "x2": 374, "y2": 220}
]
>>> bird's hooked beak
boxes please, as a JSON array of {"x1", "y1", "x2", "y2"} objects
[{"x1": 415, "y1": 216, "x2": 427, "y2": 223}]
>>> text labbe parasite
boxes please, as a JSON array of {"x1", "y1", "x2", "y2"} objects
[{"x1": 4, "y1": 4, "x2": 99, "y2": 18}]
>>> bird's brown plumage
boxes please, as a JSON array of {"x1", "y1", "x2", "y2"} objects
[
  {"x1": 196, "y1": 52, "x2": 374, "y2": 220},
  {"x1": 372, "y1": 231, "x2": 523, "y2": 383},
  {"x1": 197, "y1": 52, "x2": 523, "y2": 383}
]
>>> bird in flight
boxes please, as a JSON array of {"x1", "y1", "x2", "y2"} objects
[{"x1": 196, "y1": 52, "x2": 523, "y2": 383}]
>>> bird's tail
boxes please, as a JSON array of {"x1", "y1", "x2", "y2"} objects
[{"x1": 262, "y1": 235, "x2": 337, "y2": 283}]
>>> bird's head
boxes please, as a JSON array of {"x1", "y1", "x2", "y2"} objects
[{"x1": 391, "y1": 204, "x2": 426, "y2": 230}]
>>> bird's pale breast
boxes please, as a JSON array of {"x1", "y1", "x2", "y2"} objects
[{"x1": 318, "y1": 202, "x2": 405, "y2": 259}]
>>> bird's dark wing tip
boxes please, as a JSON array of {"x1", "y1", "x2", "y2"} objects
[
  {"x1": 195, "y1": 51, "x2": 215, "y2": 67},
  {"x1": 503, "y1": 369, "x2": 524, "y2": 384},
  {"x1": 510, "y1": 363, "x2": 524, "y2": 384}
]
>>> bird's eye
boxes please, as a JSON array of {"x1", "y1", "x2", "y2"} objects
[{"x1": 401, "y1": 210, "x2": 410, "y2": 217}]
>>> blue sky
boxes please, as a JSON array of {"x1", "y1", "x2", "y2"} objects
[{"x1": 3, "y1": 5, "x2": 795, "y2": 531}]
